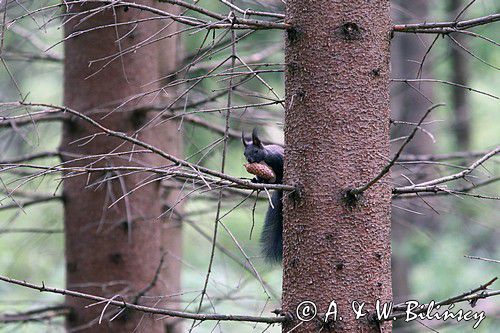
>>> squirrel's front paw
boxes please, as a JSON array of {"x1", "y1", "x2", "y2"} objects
[{"x1": 252, "y1": 176, "x2": 269, "y2": 184}]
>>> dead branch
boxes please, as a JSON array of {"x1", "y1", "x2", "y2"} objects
[
  {"x1": 389, "y1": 277, "x2": 499, "y2": 321},
  {"x1": 0, "y1": 305, "x2": 70, "y2": 323},
  {"x1": 1, "y1": 102, "x2": 295, "y2": 192},
  {"x1": 393, "y1": 13, "x2": 500, "y2": 34},
  {"x1": 0, "y1": 275, "x2": 286, "y2": 324},
  {"x1": 394, "y1": 146, "x2": 499, "y2": 194}
]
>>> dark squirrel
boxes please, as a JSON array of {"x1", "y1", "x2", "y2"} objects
[{"x1": 242, "y1": 129, "x2": 284, "y2": 263}]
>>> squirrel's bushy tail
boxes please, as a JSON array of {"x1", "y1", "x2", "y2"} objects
[{"x1": 260, "y1": 190, "x2": 283, "y2": 263}]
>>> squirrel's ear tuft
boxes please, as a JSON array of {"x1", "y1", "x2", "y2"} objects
[
  {"x1": 241, "y1": 131, "x2": 248, "y2": 147},
  {"x1": 252, "y1": 128, "x2": 263, "y2": 147}
]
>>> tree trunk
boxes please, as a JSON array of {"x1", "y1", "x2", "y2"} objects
[
  {"x1": 448, "y1": 0, "x2": 471, "y2": 150},
  {"x1": 282, "y1": 1, "x2": 392, "y2": 332},
  {"x1": 157, "y1": 4, "x2": 184, "y2": 333},
  {"x1": 62, "y1": 2, "x2": 181, "y2": 332},
  {"x1": 390, "y1": 0, "x2": 436, "y2": 319}
]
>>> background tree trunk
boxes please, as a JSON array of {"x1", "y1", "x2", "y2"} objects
[
  {"x1": 448, "y1": 0, "x2": 471, "y2": 150},
  {"x1": 390, "y1": 2, "x2": 438, "y2": 330},
  {"x1": 157, "y1": 4, "x2": 184, "y2": 333},
  {"x1": 282, "y1": 1, "x2": 392, "y2": 332},
  {"x1": 62, "y1": 2, "x2": 181, "y2": 331}
]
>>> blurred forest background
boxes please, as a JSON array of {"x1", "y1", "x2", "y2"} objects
[{"x1": 0, "y1": 0, "x2": 499, "y2": 332}]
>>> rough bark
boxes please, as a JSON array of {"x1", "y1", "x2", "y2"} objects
[
  {"x1": 62, "y1": 2, "x2": 181, "y2": 332},
  {"x1": 283, "y1": 1, "x2": 392, "y2": 332}
]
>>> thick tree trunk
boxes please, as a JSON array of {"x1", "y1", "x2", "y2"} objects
[
  {"x1": 62, "y1": 2, "x2": 181, "y2": 332},
  {"x1": 283, "y1": 1, "x2": 392, "y2": 332}
]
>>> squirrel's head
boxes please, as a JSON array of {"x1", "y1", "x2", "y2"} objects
[{"x1": 242, "y1": 128, "x2": 266, "y2": 163}]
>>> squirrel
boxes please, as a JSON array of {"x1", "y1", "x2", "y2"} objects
[{"x1": 242, "y1": 129, "x2": 284, "y2": 263}]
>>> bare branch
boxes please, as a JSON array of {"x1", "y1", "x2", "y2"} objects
[
  {"x1": 398, "y1": 150, "x2": 491, "y2": 162},
  {"x1": 392, "y1": 176, "x2": 500, "y2": 200},
  {"x1": 465, "y1": 255, "x2": 500, "y2": 264},
  {"x1": 393, "y1": 13, "x2": 500, "y2": 34},
  {"x1": 392, "y1": 79, "x2": 499, "y2": 99},
  {"x1": 1, "y1": 102, "x2": 296, "y2": 192},
  {"x1": 0, "y1": 228, "x2": 63, "y2": 235},
  {"x1": 0, "y1": 305, "x2": 70, "y2": 323},
  {"x1": 388, "y1": 278, "x2": 499, "y2": 321},
  {"x1": 0, "y1": 275, "x2": 286, "y2": 324},
  {"x1": 394, "y1": 146, "x2": 499, "y2": 194}
]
